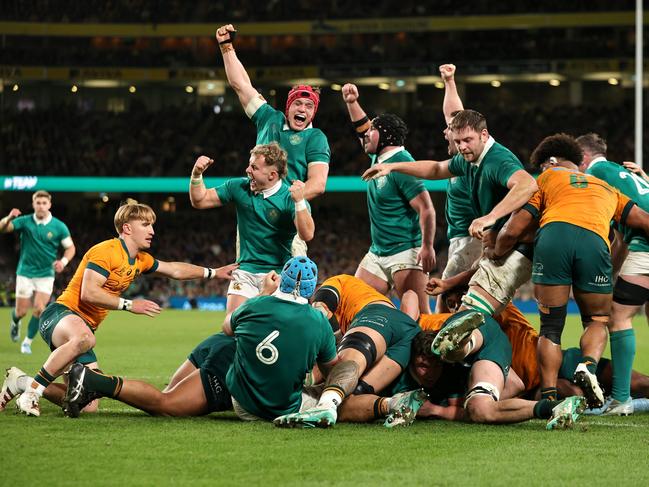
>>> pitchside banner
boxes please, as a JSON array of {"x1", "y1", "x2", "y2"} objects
[{"x1": 1, "y1": 175, "x2": 447, "y2": 192}]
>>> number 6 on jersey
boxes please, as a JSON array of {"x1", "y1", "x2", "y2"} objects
[{"x1": 256, "y1": 330, "x2": 280, "y2": 364}]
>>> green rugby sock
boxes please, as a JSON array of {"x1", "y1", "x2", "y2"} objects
[
  {"x1": 27, "y1": 315, "x2": 39, "y2": 340},
  {"x1": 581, "y1": 356, "x2": 598, "y2": 374},
  {"x1": 533, "y1": 399, "x2": 561, "y2": 419},
  {"x1": 84, "y1": 368, "x2": 124, "y2": 398},
  {"x1": 610, "y1": 329, "x2": 635, "y2": 402},
  {"x1": 540, "y1": 387, "x2": 557, "y2": 401}
]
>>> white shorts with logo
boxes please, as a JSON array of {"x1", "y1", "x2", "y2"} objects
[
  {"x1": 15, "y1": 275, "x2": 55, "y2": 299},
  {"x1": 619, "y1": 251, "x2": 649, "y2": 276},
  {"x1": 359, "y1": 247, "x2": 422, "y2": 287},
  {"x1": 227, "y1": 269, "x2": 267, "y2": 299},
  {"x1": 231, "y1": 388, "x2": 319, "y2": 421},
  {"x1": 466, "y1": 250, "x2": 532, "y2": 306},
  {"x1": 441, "y1": 236, "x2": 483, "y2": 280}
]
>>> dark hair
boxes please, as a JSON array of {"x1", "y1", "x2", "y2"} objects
[
  {"x1": 530, "y1": 133, "x2": 584, "y2": 168},
  {"x1": 412, "y1": 330, "x2": 437, "y2": 358},
  {"x1": 449, "y1": 109, "x2": 487, "y2": 133},
  {"x1": 575, "y1": 133, "x2": 607, "y2": 157}
]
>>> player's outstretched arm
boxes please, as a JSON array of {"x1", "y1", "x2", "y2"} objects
[
  {"x1": 290, "y1": 180, "x2": 315, "y2": 241},
  {"x1": 485, "y1": 209, "x2": 536, "y2": 260},
  {"x1": 0, "y1": 208, "x2": 21, "y2": 233},
  {"x1": 80, "y1": 269, "x2": 160, "y2": 317},
  {"x1": 362, "y1": 159, "x2": 453, "y2": 181},
  {"x1": 469, "y1": 170, "x2": 538, "y2": 239},
  {"x1": 216, "y1": 24, "x2": 261, "y2": 111},
  {"x1": 189, "y1": 155, "x2": 222, "y2": 209},
  {"x1": 153, "y1": 261, "x2": 238, "y2": 281}
]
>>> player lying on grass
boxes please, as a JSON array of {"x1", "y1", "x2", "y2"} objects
[
  {"x1": 189, "y1": 143, "x2": 315, "y2": 330},
  {"x1": 417, "y1": 309, "x2": 586, "y2": 428},
  {"x1": 404, "y1": 288, "x2": 649, "y2": 417},
  {"x1": 0, "y1": 200, "x2": 237, "y2": 417},
  {"x1": 49, "y1": 257, "x2": 339, "y2": 420},
  {"x1": 273, "y1": 275, "x2": 427, "y2": 428}
]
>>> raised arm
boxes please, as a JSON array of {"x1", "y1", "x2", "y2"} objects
[
  {"x1": 440, "y1": 64, "x2": 464, "y2": 123},
  {"x1": 409, "y1": 192, "x2": 437, "y2": 273},
  {"x1": 0, "y1": 208, "x2": 21, "y2": 233},
  {"x1": 362, "y1": 159, "x2": 453, "y2": 181},
  {"x1": 189, "y1": 155, "x2": 223, "y2": 209},
  {"x1": 342, "y1": 83, "x2": 371, "y2": 148},
  {"x1": 290, "y1": 180, "x2": 315, "y2": 242},
  {"x1": 215, "y1": 24, "x2": 262, "y2": 111},
  {"x1": 469, "y1": 169, "x2": 538, "y2": 239},
  {"x1": 303, "y1": 163, "x2": 329, "y2": 201}
]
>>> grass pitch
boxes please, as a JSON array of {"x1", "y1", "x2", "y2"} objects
[{"x1": 1, "y1": 308, "x2": 648, "y2": 486}]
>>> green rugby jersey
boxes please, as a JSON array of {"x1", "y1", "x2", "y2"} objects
[
  {"x1": 226, "y1": 295, "x2": 336, "y2": 420},
  {"x1": 216, "y1": 178, "x2": 305, "y2": 273},
  {"x1": 12, "y1": 213, "x2": 70, "y2": 278},
  {"x1": 586, "y1": 158, "x2": 649, "y2": 252},
  {"x1": 251, "y1": 103, "x2": 330, "y2": 183},
  {"x1": 445, "y1": 175, "x2": 477, "y2": 240},
  {"x1": 448, "y1": 139, "x2": 524, "y2": 231},
  {"x1": 367, "y1": 147, "x2": 426, "y2": 256}
]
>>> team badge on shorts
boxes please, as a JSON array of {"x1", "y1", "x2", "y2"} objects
[
  {"x1": 233, "y1": 283, "x2": 242, "y2": 291},
  {"x1": 532, "y1": 263, "x2": 544, "y2": 276}
]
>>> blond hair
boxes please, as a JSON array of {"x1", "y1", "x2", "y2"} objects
[
  {"x1": 250, "y1": 142, "x2": 288, "y2": 179},
  {"x1": 114, "y1": 199, "x2": 156, "y2": 234},
  {"x1": 32, "y1": 190, "x2": 51, "y2": 202}
]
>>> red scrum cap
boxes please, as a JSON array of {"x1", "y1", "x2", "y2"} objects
[{"x1": 285, "y1": 85, "x2": 320, "y2": 118}]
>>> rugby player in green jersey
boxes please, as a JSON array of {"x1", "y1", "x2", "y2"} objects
[
  {"x1": 59, "y1": 257, "x2": 339, "y2": 420},
  {"x1": 0, "y1": 191, "x2": 76, "y2": 354},
  {"x1": 189, "y1": 142, "x2": 315, "y2": 326},
  {"x1": 576, "y1": 133, "x2": 649, "y2": 415},
  {"x1": 341, "y1": 82, "x2": 436, "y2": 314},
  {"x1": 363, "y1": 106, "x2": 538, "y2": 317}
]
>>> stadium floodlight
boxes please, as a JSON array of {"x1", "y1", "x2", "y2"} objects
[
  {"x1": 12, "y1": 84, "x2": 19, "y2": 91},
  {"x1": 129, "y1": 85, "x2": 136, "y2": 93},
  {"x1": 549, "y1": 79, "x2": 561, "y2": 86},
  {"x1": 490, "y1": 80, "x2": 501, "y2": 87},
  {"x1": 377, "y1": 82, "x2": 390, "y2": 90},
  {"x1": 608, "y1": 78, "x2": 619, "y2": 85},
  {"x1": 71, "y1": 85, "x2": 78, "y2": 93}
]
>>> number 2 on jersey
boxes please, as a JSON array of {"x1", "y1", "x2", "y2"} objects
[{"x1": 619, "y1": 171, "x2": 649, "y2": 195}]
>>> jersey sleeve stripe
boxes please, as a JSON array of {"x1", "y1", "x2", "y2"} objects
[
  {"x1": 143, "y1": 259, "x2": 159, "y2": 274},
  {"x1": 522, "y1": 203, "x2": 539, "y2": 219},
  {"x1": 620, "y1": 200, "x2": 636, "y2": 226},
  {"x1": 87, "y1": 262, "x2": 110, "y2": 278}
]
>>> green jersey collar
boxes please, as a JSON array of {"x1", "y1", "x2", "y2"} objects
[
  {"x1": 474, "y1": 136, "x2": 495, "y2": 167},
  {"x1": 32, "y1": 213, "x2": 52, "y2": 225},
  {"x1": 377, "y1": 146, "x2": 405, "y2": 163},
  {"x1": 118, "y1": 237, "x2": 136, "y2": 265}
]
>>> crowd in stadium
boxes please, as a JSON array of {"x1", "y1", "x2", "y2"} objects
[
  {"x1": 2, "y1": 100, "x2": 643, "y2": 177},
  {"x1": 2, "y1": 0, "x2": 632, "y2": 22}
]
